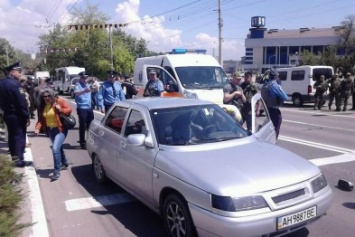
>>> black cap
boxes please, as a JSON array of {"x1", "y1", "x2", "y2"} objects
[
  {"x1": 107, "y1": 70, "x2": 118, "y2": 75},
  {"x1": 244, "y1": 71, "x2": 252, "y2": 76},
  {"x1": 3, "y1": 61, "x2": 21, "y2": 73},
  {"x1": 78, "y1": 71, "x2": 88, "y2": 77}
]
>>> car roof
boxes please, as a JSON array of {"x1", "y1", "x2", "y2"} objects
[{"x1": 115, "y1": 97, "x2": 213, "y2": 110}]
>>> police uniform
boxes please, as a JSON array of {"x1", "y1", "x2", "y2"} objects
[
  {"x1": 261, "y1": 68, "x2": 288, "y2": 138},
  {"x1": 98, "y1": 70, "x2": 125, "y2": 112},
  {"x1": 74, "y1": 72, "x2": 94, "y2": 148},
  {"x1": 0, "y1": 62, "x2": 30, "y2": 167}
]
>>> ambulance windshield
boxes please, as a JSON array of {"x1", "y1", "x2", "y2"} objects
[{"x1": 175, "y1": 66, "x2": 229, "y2": 89}]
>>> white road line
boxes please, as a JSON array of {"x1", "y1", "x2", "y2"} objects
[
  {"x1": 281, "y1": 107, "x2": 355, "y2": 118},
  {"x1": 283, "y1": 119, "x2": 355, "y2": 132},
  {"x1": 279, "y1": 135, "x2": 354, "y2": 154},
  {"x1": 24, "y1": 136, "x2": 49, "y2": 237},
  {"x1": 309, "y1": 153, "x2": 355, "y2": 166},
  {"x1": 65, "y1": 193, "x2": 136, "y2": 212}
]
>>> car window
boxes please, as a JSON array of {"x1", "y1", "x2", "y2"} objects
[
  {"x1": 291, "y1": 70, "x2": 305, "y2": 81},
  {"x1": 151, "y1": 104, "x2": 248, "y2": 145},
  {"x1": 124, "y1": 110, "x2": 147, "y2": 137},
  {"x1": 105, "y1": 106, "x2": 128, "y2": 134}
]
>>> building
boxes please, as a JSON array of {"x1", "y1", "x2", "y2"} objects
[{"x1": 237, "y1": 16, "x2": 344, "y2": 74}]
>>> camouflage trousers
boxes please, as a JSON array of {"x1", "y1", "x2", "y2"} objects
[
  {"x1": 314, "y1": 93, "x2": 324, "y2": 110},
  {"x1": 341, "y1": 93, "x2": 351, "y2": 111}
]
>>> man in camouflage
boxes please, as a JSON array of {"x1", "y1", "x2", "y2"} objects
[
  {"x1": 240, "y1": 71, "x2": 259, "y2": 131},
  {"x1": 326, "y1": 74, "x2": 341, "y2": 110},
  {"x1": 339, "y1": 72, "x2": 354, "y2": 111},
  {"x1": 313, "y1": 75, "x2": 328, "y2": 110}
]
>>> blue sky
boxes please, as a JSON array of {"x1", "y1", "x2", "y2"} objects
[{"x1": 1, "y1": 0, "x2": 354, "y2": 60}]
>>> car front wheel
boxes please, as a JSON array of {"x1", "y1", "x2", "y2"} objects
[
  {"x1": 92, "y1": 155, "x2": 107, "y2": 183},
  {"x1": 162, "y1": 194, "x2": 196, "y2": 237}
]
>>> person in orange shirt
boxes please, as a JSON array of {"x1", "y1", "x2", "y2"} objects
[{"x1": 35, "y1": 89, "x2": 72, "y2": 180}]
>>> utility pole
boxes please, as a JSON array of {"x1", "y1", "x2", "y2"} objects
[
  {"x1": 218, "y1": 0, "x2": 223, "y2": 66},
  {"x1": 109, "y1": 25, "x2": 113, "y2": 70}
]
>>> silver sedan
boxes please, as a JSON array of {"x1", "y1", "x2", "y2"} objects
[{"x1": 86, "y1": 95, "x2": 333, "y2": 237}]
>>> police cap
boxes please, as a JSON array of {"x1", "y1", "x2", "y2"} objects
[
  {"x1": 78, "y1": 71, "x2": 88, "y2": 77},
  {"x1": 148, "y1": 70, "x2": 157, "y2": 75},
  {"x1": 107, "y1": 70, "x2": 118, "y2": 76},
  {"x1": 3, "y1": 61, "x2": 21, "y2": 73},
  {"x1": 269, "y1": 68, "x2": 278, "y2": 80}
]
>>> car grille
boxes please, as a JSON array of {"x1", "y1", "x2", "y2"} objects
[{"x1": 272, "y1": 189, "x2": 306, "y2": 204}]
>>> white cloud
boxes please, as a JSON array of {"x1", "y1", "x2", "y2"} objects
[{"x1": 1, "y1": 0, "x2": 243, "y2": 60}]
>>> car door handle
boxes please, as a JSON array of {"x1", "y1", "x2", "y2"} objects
[
  {"x1": 120, "y1": 141, "x2": 126, "y2": 149},
  {"x1": 98, "y1": 130, "x2": 104, "y2": 136}
]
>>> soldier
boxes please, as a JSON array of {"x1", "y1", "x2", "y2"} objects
[
  {"x1": 121, "y1": 75, "x2": 138, "y2": 99},
  {"x1": 25, "y1": 76, "x2": 37, "y2": 118},
  {"x1": 240, "y1": 71, "x2": 260, "y2": 131},
  {"x1": 339, "y1": 72, "x2": 354, "y2": 111},
  {"x1": 313, "y1": 75, "x2": 328, "y2": 110},
  {"x1": 0, "y1": 62, "x2": 31, "y2": 167},
  {"x1": 327, "y1": 74, "x2": 341, "y2": 110}
]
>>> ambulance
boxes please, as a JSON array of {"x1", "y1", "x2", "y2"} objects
[{"x1": 133, "y1": 48, "x2": 242, "y2": 121}]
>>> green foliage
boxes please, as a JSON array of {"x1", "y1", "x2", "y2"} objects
[{"x1": 0, "y1": 155, "x2": 30, "y2": 237}]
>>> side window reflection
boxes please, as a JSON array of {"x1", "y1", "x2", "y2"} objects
[
  {"x1": 105, "y1": 106, "x2": 128, "y2": 134},
  {"x1": 124, "y1": 110, "x2": 147, "y2": 137}
]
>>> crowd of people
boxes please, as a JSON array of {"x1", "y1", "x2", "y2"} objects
[
  {"x1": 313, "y1": 72, "x2": 354, "y2": 111},
  {"x1": 1, "y1": 61, "x2": 354, "y2": 179}
]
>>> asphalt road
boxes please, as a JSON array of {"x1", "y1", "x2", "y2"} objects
[{"x1": 23, "y1": 98, "x2": 355, "y2": 237}]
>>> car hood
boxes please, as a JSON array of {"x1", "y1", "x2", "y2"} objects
[{"x1": 155, "y1": 141, "x2": 320, "y2": 196}]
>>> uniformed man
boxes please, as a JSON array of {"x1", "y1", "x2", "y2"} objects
[
  {"x1": 261, "y1": 68, "x2": 288, "y2": 138},
  {"x1": 313, "y1": 75, "x2": 328, "y2": 110},
  {"x1": 97, "y1": 70, "x2": 125, "y2": 113},
  {"x1": 25, "y1": 76, "x2": 37, "y2": 118},
  {"x1": 0, "y1": 62, "x2": 31, "y2": 167},
  {"x1": 240, "y1": 71, "x2": 259, "y2": 131},
  {"x1": 223, "y1": 72, "x2": 245, "y2": 124},
  {"x1": 143, "y1": 70, "x2": 164, "y2": 97},
  {"x1": 326, "y1": 74, "x2": 341, "y2": 110},
  {"x1": 74, "y1": 72, "x2": 94, "y2": 149},
  {"x1": 339, "y1": 72, "x2": 354, "y2": 111}
]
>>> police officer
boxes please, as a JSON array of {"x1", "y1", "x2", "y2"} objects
[
  {"x1": 313, "y1": 75, "x2": 328, "y2": 110},
  {"x1": 97, "y1": 70, "x2": 125, "y2": 113},
  {"x1": 261, "y1": 68, "x2": 288, "y2": 139},
  {"x1": 0, "y1": 62, "x2": 31, "y2": 167},
  {"x1": 340, "y1": 72, "x2": 354, "y2": 111},
  {"x1": 240, "y1": 71, "x2": 259, "y2": 131},
  {"x1": 74, "y1": 72, "x2": 94, "y2": 149},
  {"x1": 143, "y1": 70, "x2": 164, "y2": 97}
]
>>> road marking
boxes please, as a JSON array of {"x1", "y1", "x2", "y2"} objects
[
  {"x1": 24, "y1": 136, "x2": 50, "y2": 237},
  {"x1": 279, "y1": 135, "x2": 354, "y2": 154},
  {"x1": 281, "y1": 107, "x2": 355, "y2": 118},
  {"x1": 310, "y1": 153, "x2": 355, "y2": 166},
  {"x1": 283, "y1": 119, "x2": 355, "y2": 132},
  {"x1": 65, "y1": 193, "x2": 136, "y2": 212}
]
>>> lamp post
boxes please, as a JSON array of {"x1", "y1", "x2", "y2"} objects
[{"x1": 268, "y1": 55, "x2": 276, "y2": 68}]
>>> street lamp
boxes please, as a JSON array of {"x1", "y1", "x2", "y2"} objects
[{"x1": 268, "y1": 55, "x2": 276, "y2": 68}]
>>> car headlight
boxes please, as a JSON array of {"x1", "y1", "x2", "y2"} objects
[
  {"x1": 183, "y1": 90, "x2": 198, "y2": 99},
  {"x1": 311, "y1": 174, "x2": 328, "y2": 193},
  {"x1": 212, "y1": 194, "x2": 268, "y2": 212}
]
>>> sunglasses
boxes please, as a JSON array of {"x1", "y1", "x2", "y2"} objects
[{"x1": 43, "y1": 95, "x2": 50, "y2": 98}]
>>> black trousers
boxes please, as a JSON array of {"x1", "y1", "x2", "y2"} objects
[
  {"x1": 268, "y1": 108, "x2": 282, "y2": 139},
  {"x1": 77, "y1": 108, "x2": 94, "y2": 144},
  {"x1": 4, "y1": 114, "x2": 27, "y2": 160}
]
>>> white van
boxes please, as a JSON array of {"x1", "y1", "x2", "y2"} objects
[
  {"x1": 54, "y1": 66, "x2": 85, "y2": 95},
  {"x1": 263, "y1": 65, "x2": 334, "y2": 106},
  {"x1": 133, "y1": 49, "x2": 230, "y2": 104}
]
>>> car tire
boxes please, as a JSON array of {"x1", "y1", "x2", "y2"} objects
[
  {"x1": 292, "y1": 95, "x2": 303, "y2": 107},
  {"x1": 162, "y1": 193, "x2": 196, "y2": 237},
  {"x1": 92, "y1": 155, "x2": 107, "y2": 183}
]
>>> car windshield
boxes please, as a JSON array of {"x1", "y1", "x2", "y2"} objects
[
  {"x1": 151, "y1": 104, "x2": 249, "y2": 145},
  {"x1": 175, "y1": 66, "x2": 229, "y2": 89}
]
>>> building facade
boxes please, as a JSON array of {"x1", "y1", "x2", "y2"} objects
[{"x1": 238, "y1": 16, "x2": 343, "y2": 74}]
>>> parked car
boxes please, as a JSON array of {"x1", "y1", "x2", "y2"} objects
[{"x1": 86, "y1": 95, "x2": 333, "y2": 237}]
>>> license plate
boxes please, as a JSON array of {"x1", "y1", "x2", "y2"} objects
[{"x1": 277, "y1": 206, "x2": 317, "y2": 230}]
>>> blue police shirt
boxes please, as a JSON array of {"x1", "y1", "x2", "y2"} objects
[
  {"x1": 74, "y1": 81, "x2": 92, "y2": 109},
  {"x1": 98, "y1": 81, "x2": 125, "y2": 108}
]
